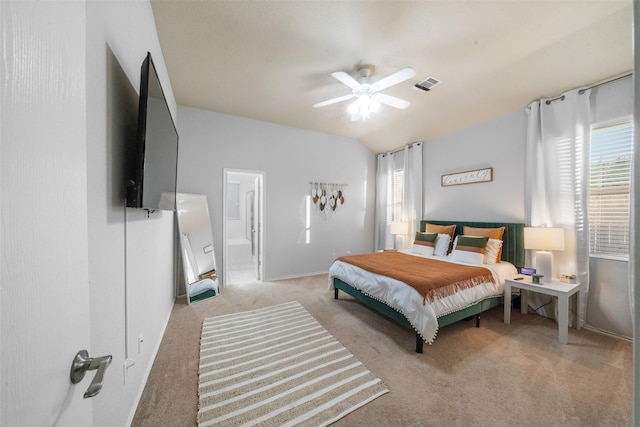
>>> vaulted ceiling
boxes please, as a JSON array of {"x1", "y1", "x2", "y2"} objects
[{"x1": 151, "y1": 1, "x2": 632, "y2": 154}]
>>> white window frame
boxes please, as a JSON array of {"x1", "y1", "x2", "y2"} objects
[{"x1": 588, "y1": 116, "x2": 633, "y2": 261}]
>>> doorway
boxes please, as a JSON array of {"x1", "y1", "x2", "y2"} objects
[{"x1": 223, "y1": 169, "x2": 264, "y2": 285}]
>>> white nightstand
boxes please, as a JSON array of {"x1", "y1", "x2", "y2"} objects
[{"x1": 504, "y1": 276, "x2": 583, "y2": 344}]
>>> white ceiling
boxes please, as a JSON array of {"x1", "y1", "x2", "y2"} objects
[{"x1": 151, "y1": 1, "x2": 633, "y2": 154}]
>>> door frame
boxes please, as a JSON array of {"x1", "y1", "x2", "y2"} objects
[{"x1": 222, "y1": 169, "x2": 265, "y2": 286}]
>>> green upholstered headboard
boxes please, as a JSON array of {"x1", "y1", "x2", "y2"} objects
[{"x1": 420, "y1": 220, "x2": 525, "y2": 268}]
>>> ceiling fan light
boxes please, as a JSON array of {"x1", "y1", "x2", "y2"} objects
[
  {"x1": 360, "y1": 105, "x2": 371, "y2": 120},
  {"x1": 358, "y1": 95, "x2": 371, "y2": 107},
  {"x1": 315, "y1": 65, "x2": 413, "y2": 122}
]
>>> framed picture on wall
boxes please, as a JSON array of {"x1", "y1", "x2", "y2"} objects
[{"x1": 441, "y1": 167, "x2": 493, "y2": 187}]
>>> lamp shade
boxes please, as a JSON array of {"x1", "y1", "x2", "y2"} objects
[
  {"x1": 390, "y1": 221, "x2": 409, "y2": 236},
  {"x1": 524, "y1": 227, "x2": 565, "y2": 251}
]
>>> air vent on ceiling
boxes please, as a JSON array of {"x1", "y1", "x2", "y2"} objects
[{"x1": 414, "y1": 76, "x2": 441, "y2": 92}]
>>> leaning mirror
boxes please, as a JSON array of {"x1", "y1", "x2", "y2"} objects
[{"x1": 176, "y1": 193, "x2": 219, "y2": 304}]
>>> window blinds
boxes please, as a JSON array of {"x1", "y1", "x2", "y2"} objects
[
  {"x1": 392, "y1": 169, "x2": 404, "y2": 222},
  {"x1": 589, "y1": 120, "x2": 633, "y2": 258}
]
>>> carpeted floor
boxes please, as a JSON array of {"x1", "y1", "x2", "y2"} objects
[{"x1": 131, "y1": 274, "x2": 632, "y2": 426}]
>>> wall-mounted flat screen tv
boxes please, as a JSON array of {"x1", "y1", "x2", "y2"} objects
[{"x1": 126, "y1": 52, "x2": 178, "y2": 211}]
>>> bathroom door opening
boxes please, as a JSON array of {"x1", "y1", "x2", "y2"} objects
[{"x1": 223, "y1": 169, "x2": 264, "y2": 285}]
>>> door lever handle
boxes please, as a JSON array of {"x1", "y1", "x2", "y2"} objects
[{"x1": 70, "y1": 350, "x2": 112, "y2": 398}]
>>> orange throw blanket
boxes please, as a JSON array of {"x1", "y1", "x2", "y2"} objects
[{"x1": 337, "y1": 251, "x2": 496, "y2": 304}]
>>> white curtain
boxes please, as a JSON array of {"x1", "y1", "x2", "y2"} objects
[
  {"x1": 525, "y1": 88, "x2": 591, "y2": 326},
  {"x1": 400, "y1": 142, "x2": 423, "y2": 250},
  {"x1": 374, "y1": 142, "x2": 423, "y2": 251},
  {"x1": 374, "y1": 152, "x2": 394, "y2": 250}
]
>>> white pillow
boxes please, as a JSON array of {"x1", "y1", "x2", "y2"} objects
[
  {"x1": 449, "y1": 236, "x2": 489, "y2": 265},
  {"x1": 412, "y1": 244, "x2": 434, "y2": 257},
  {"x1": 453, "y1": 235, "x2": 503, "y2": 264},
  {"x1": 433, "y1": 234, "x2": 451, "y2": 257},
  {"x1": 483, "y1": 238, "x2": 503, "y2": 265},
  {"x1": 451, "y1": 249, "x2": 484, "y2": 265}
]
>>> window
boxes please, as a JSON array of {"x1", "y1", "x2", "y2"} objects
[
  {"x1": 392, "y1": 168, "x2": 404, "y2": 222},
  {"x1": 588, "y1": 119, "x2": 633, "y2": 258},
  {"x1": 384, "y1": 167, "x2": 404, "y2": 225}
]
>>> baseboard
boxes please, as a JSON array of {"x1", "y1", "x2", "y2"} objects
[
  {"x1": 266, "y1": 270, "x2": 329, "y2": 282},
  {"x1": 582, "y1": 324, "x2": 632, "y2": 342}
]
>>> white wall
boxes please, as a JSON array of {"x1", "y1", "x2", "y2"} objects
[
  {"x1": 423, "y1": 110, "x2": 527, "y2": 222},
  {"x1": 86, "y1": 2, "x2": 177, "y2": 426},
  {"x1": 420, "y1": 77, "x2": 633, "y2": 338},
  {"x1": 177, "y1": 107, "x2": 376, "y2": 281}
]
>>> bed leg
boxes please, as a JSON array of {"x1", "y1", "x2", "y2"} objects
[
  {"x1": 334, "y1": 288, "x2": 339, "y2": 299},
  {"x1": 415, "y1": 333, "x2": 424, "y2": 353},
  {"x1": 476, "y1": 314, "x2": 480, "y2": 328}
]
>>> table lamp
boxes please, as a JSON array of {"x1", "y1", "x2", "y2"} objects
[
  {"x1": 524, "y1": 227, "x2": 565, "y2": 284},
  {"x1": 390, "y1": 221, "x2": 409, "y2": 250}
]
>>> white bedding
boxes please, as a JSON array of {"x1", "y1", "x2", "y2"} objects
[{"x1": 328, "y1": 250, "x2": 518, "y2": 344}]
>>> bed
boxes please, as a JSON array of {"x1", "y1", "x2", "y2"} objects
[{"x1": 329, "y1": 220, "x2": 525, "y2": 353}]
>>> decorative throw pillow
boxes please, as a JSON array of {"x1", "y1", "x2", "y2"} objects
[
  {"x1": 412, "y1": 232, "x2": 438, "y2": 256},
  {"x1": 463, "y1": 226, "x2": 505, "y2": 261},
  {"x1": 482, "y1": 238, "x2": 503, "y2": 265},
  {"x1": 434, "y1": 234, "x2": 451, "y2": 257},
  {"x1": 451, "y1": 236, "x2": 490, "y2": 265},
  {"x1": 425, "y1": 223, "x2": 456, "y2": 253}
]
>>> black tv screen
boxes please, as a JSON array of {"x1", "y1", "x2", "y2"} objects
[{"x1": 126, "y1": 52, "x2": 178, "y2": 211}]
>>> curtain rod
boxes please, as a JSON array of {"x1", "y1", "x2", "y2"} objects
[
  {"x1": 381, "y1": 141, "x2": 422, "y2": 157},
  {"x1": 544, "y1": 72, "x2": 632, "y2": 105}
]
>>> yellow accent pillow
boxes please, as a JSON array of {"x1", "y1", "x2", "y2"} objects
[{"x1": 463, "y1": 226, "x2": 505, "y2": 262}]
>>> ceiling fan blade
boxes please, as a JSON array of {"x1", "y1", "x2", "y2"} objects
[
  {"x1": 313, "y1": 93, "x2": 355, "y2": 108},
  {"x1": 372, "y1": 67, "x2": 416, "y2": 92},
  {"x1": 373, "y1": 93, "x2": 410, "y2": 109},
  {"x1": 331, "y1": 71, "x2": 361, "y2": 89}
]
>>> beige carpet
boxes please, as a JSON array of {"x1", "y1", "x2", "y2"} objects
[
  {"x1": 197, "y1": 301, "x2": 388, "y2": 426},
  {"x1": 132, "y1": 274, "x2": 632, "y2": 426}
]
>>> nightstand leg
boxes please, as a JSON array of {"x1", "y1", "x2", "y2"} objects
[
  {"x1": 520, "y1": 290, "x2": 528, "y2": 314},
  {"x1": 558, "y1": 294, "x2": 569, "y2": 344},
  {"x1": 504, "y1": 282, "x2": 511, "y2": 324}
]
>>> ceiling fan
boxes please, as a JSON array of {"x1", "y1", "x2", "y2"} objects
[{"x1": 313, "y1": 65, "x2": 416, "y2": 121}]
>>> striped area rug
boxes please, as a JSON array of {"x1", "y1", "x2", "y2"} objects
[{"x1": 197, "y1": 301, "x2": 389, "y2": 426}]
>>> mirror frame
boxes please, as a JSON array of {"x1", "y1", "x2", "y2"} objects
[{"x1": 176, "y1": 193, "x2": 219, "y2": 304}]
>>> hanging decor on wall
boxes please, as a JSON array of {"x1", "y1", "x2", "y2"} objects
[
  {"x1": 441, "y1": 167, "x2": 493, "y2": 187},
  {"x1": 309, "y1": 182, "x2": 347, "y2": 216}
]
